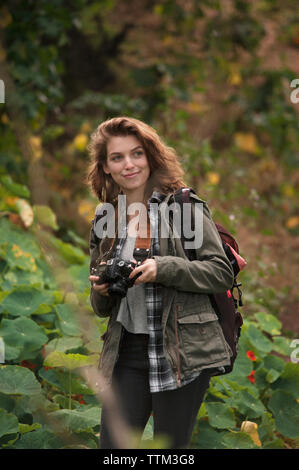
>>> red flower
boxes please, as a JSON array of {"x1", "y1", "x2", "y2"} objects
[
  {"x1": 247, "y1": 370, "x2": 255, "y2": 384},
  {"x1": 246, "y1": 350, "x2": 256, "y2": 361},
  {"x1": 72, "y1": 394, "x2": 86, "y2": 405},
  {"x1": 44, "y1": 366, "x2": 53, "y2": 371},
  {"x1": 20, "y1": 360, "x2": 36, "y2": 370}
]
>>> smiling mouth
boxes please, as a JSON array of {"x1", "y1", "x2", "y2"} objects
[{"x1": 123, "y1": 172, "x2": 140, "y2": 178}]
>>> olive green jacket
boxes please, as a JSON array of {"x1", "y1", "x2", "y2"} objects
[{"x1": 89, "y1": 192, "x2": 234, "y2": 387}]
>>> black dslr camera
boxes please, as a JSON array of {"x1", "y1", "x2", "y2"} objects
[{"x1": 91, "y1": 258, "x2": 142, "y2": 298}]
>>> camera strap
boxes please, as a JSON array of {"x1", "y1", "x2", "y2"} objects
[{"x1": 133, "y1": 210, "x2": 151, "y2": 263}]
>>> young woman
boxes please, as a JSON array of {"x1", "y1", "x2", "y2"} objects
[{"x1": 87, "y1": 116, "x2": 234, "y2": 449}]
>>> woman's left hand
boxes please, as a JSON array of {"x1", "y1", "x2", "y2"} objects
[{"x1": 129, "y1": 258, "x2": 157, "y2": 285}]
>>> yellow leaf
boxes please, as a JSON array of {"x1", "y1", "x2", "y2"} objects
[
  {"x1": 241, "y1": 421, "x2": 262, "y2": 447},
  {"x1": 29, "y1": 136, "x2": 42, "y2": 161},
  {"x1": 15, "y1": 199, "x2": 34, "y2": 227},
  {"x1": 186, "y1": 102, "x2": 210, "y2": 114},
  {"x1": 282, "y1": 184, "x2": 295, "y2": 198},
  {"x1": 80, "y1": 121, "x2": 92, "y2": 133},
  {"x1": 78, "y1": 200, "x2": 95, "y2": 221},
  {"x1": 228, "y1": 64, "x2": 242, "y2": 86},
  {"x1": 5, "y1": 196, "x2": 19, "y2": 207},
  {"x1": 234, "y1": 132, "x2": 259, "y2": 154},
  {"x1": 206, "y1": 172, "x2": 220, "y2": 185},
  {"x1": 286, "y1": 216, "x2": 299, "y2": 229},
  {"x1": 73, "y1": 133, "x2": 88, "y2": 152},
  {"x1": 1, "y1": 113, "x2": 9, "y2": 124}
]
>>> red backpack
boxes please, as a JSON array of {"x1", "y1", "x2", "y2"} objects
[{"x1": 171, "y1": 187, "x2": 246, "y2": 375}]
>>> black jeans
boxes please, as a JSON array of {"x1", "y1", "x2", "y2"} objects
[{"x1": 99, "y1": 329, "x2": 211, "y2": 449}]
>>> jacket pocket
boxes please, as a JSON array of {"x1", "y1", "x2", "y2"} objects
[{"x1": 177, "y1": 312, "x2": 229, "y2": 369}]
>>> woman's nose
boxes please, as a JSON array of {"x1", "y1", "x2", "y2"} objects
[{"x1": 124, "y1": 156, "x2": 134, "y2": 169}]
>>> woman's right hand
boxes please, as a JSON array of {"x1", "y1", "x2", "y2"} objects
[{"x1": 89, "y1": 262, "x2": 109, "y2": 296}]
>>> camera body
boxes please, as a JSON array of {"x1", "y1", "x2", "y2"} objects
[{"x1": 91, "y1": 258, "x2": 142, "y2": 298}]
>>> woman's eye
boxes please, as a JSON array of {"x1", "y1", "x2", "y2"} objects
[{"x1": 135, "y1": 151, "x2": 143, "y2": 157}]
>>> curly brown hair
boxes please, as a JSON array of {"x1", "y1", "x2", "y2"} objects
[{"x1": 85, "y1": 116, "x2": 186, "y2": 203}]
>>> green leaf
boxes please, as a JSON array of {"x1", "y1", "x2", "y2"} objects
[
  {"x1": 3, "y1": 268, "x2": 45, "y2": 289},
  {"x1": 142, "y1": 419, "x2": 153, "y2": 441},
  {"x1": 14, "y1": 393, "x2": 59, "y2": 418},
  {"x1": 254, "y1": 312, "x2": 282, "y2": 335},
  {"x1": 191, "y1": 420, "x2": 225, "y2": 449},
  {"x1": 266, "y1": 368, "x2": 280, "y2": 383},
  {"x1": 268, "y1": 390, "x2": 299, "y2": 439},
  {"x1": 0, "y1": 409, "x2": 19, "y2": 438},
  {"x1": 0, "y1": 175, "x2": 30, "y2": 198},
  {"x1": 33, "y1": 205, "x2": 58, "y2": 230},
  {"x1": 67, "y1": 262, "x2": 90, "y2": 292},
  {"x1": 258, "y1": 412, "x2": 276, "y2": 442},
  {"x1": 224, "y1": 340, "x2": 253, "y2": 381},
  {"x1": 246, "y1": 324, "x2": 273, "y2": 355},
  {"x1": 1, "y1": 286, "x2": 54, "y2": 316},
  {"x1": 0, "y1": 218, "x2": 40, "y2": 260},
  {"x1": 0, "y1": 365, "x2": 41, "y2": 396},
  {"x1": 18, "y1": 422, "x2": 42, "y2": 434},
  {"x1": 49, "y1": 406, "x2": 101, "y2": 432},
  {"x1": 0, "y1": 317, "x2": 48, "y2": 357},
  {"x1": 14, "y1": 428, "x2": 62, "y2": 449},
  {"x1": 227, "y1": 389, "x2": 266, "y2": 418},
  {"x1": 271, "y1": 336, "x2": 292, "y2": 356},
  {"x1": 38, "y1": 367, "x2": 94, "y2": 395},
  {"x1": 205, "y1": 402, "x2": 236, "y2": 429},
  {"x1": 49, "y1": 235, "x2": 86, "y2": 264},
  {"x1": 271, "y1": 362, "x2": 299, "y2": 397},
  {"x1": 221, "y1": 430, "x2": 258, "y2": 449},
  {"x1": 44, "y1": 336, "x2": 83, "y2": 355},
  {"x1": 44, "y1": 351, "x2": 98, "y2": 370},
  {"x1": 55, "y1": 303, "x2": 81, "y2": 336},
  {"x1": 262, "y1": 438, "x2": 285, "y2": 449},
  {"x1": 0, "y1": 393, "x2": 15, "y2": 413}
]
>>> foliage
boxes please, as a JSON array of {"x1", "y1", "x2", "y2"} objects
[{"x1": 0, "y1": 176, "x2": 298, "y2": 449}]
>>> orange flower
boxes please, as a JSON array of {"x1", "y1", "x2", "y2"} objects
[
  {"x1": 248, "y1": 370, "x2": 255, "y2": 384},
  {"x1": 246, "y1": 350, "x2": 256, "y2": 361}
]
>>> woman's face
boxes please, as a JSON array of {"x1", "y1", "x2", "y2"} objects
[{"x1": 104, "y1": 135, "x2": 150, "y2": 197}]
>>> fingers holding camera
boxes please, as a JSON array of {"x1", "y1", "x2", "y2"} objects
[
  {"x1": 129, "y1": 258, "x2": 157, "y2": 285},
  {"x1": 89, "y1": 275, "x2": 109, "y2": 296}
]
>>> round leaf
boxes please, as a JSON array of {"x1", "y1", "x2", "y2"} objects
[
  {"x1": 1, "y1": 286, "x2": 54, "y2": 316},
  {"x1": 254, "y1": 312, "x2": 282, "y2": 336},
  {"x1": 0, "y1": 409, "x2": 19, "y2": 438},
  {"x1": 222, "y1": 430, "x2": 258, "y2": 449},
  {"x1": 268, "y1": 390, "x2": 299, "y2": 439},
  {"x1": 206, "y1": 402, "x2": 236, "y2": 429},
  {"x1": 246, "y1": 324, "x2": 273, "y2": 354},
  {"x1": 0, "y1": 317, "x2": 48, "y2": 356},
  {"x1": 49, "y1": 406, "x2": 101, "y2": 432},
  {"x1": 0, "y1": 365, "x2": 41, "y2": 396}
]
